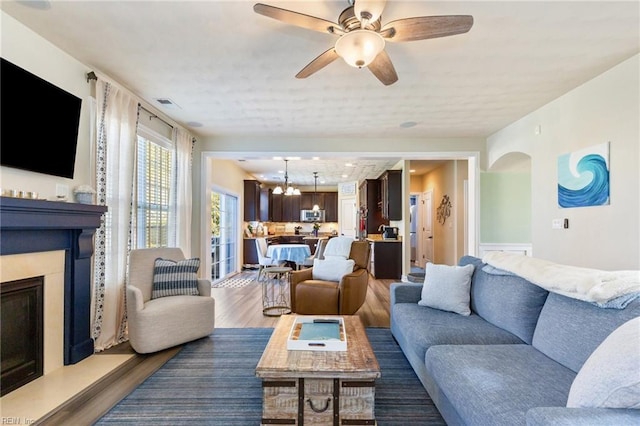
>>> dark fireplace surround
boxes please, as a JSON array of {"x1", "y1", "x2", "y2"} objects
[{"x1": 0, "y1": 196, "x2": 107, "y2": 365}]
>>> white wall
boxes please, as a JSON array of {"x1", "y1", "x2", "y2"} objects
[
  {"x1": 1, "y1": 12, "x2": 93, "y2": 200},
  {"x1": 487, "y1": 55, "x2": 639, "y2": 270},
  {"x1": 480, "y1": 172, "x2": 532, "y2": 243}
]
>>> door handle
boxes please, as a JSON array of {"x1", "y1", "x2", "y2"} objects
[{"x1": 428, "y1": 236, "x2": 433, "y2": 239}]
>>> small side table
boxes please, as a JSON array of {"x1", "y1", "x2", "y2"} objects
[{"x1": 262, "y1": 266, "x2": 292, "y2": 316}]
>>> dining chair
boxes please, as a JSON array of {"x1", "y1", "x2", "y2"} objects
[{"x1": 255, "y1": 237, "x2": 283, "y2": 281}]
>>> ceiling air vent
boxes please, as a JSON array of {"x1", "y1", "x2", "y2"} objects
[{"x1": 153, "y1": 98, "x2": 181, "y2": 109}]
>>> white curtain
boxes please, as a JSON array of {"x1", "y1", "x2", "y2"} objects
[
  {"x1": 92, "y1": 80, "x2": 139, "y2": 351},
  {"x1": 173, "y1": 127, "x2": 194, "y2": 257}
]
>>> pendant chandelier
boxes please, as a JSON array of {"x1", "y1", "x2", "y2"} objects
[
  {"x1": 312, "y1": 172, "x2": 320, "y2": 211},
  {"x1": 272, "y1": 159, "x2": 301, "y2": 196}
]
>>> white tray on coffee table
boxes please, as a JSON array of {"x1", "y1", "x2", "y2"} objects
[{"x1": 287, "y1": 315, "x2": 347, "y2": 351}]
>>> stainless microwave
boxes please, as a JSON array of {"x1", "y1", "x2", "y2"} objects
[{"x1": 300, "y1": 209, "x2": 325, "y2": 222}]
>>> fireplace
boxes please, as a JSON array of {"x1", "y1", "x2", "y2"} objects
[
  {"x1": 0, "y1": 196, "x2": 107, "y2": 378},
  {"x1": 1, "y1": 276, "x2": 44, "y2": 396}
]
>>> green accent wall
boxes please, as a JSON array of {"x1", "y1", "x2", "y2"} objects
[{"x1": 480, "y1": 172, "x2": 531, "y2": 243}]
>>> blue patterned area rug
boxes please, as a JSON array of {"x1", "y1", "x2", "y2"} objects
[{"x1": 96, "y1": 328, "x2": 445, "y2": 425}]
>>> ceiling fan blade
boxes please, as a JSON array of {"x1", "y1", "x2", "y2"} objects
[
  {"x1": 381, "y1": 15, "x2": 474, "y2": 42},
  {"x1": 367, "y1": 50, "x2": 398, "y2": 86},
  {"x1": 254, "y1": 3, "x2": 340, "y2": 35},
  {"x1": 296, "y1": 48, "x2": 340, "y2": 79}
]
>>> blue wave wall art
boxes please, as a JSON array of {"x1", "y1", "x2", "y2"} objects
[{"x1": 557, "y1": 142, "x2": 610, "y2": 208}]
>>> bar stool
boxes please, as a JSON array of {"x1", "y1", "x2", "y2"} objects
[{"x1": 261, "y1": 266, "x2": 292, "y2": 316}]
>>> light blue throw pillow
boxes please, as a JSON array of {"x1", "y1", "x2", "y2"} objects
[
  {"x1": 418, "y1": 262, "x2": 475, "y2": 316},
  {"x1": 151, "y1": 257, "x2": 200, "y2": 299}
]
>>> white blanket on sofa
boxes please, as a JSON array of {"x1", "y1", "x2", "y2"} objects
[{"x1": 482, "y1": 252, "x2": 640, "y2": 306}]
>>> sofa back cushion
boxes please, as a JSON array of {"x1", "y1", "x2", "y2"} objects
[
  {"x1": 460, "y1": 255, "x2": 549, "y2": 344},
  {"x1": 532, "y1": 292, "x2": 640, "y2": 373}
]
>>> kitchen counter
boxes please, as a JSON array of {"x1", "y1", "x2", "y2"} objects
[
  {"x1": 244, "y1": 233, "x2": 334, "y2": 239},
  {"x1": 366, "y1": 235, "x2": 402, "y2": 279},
  {"x1": 366, "y1": 234, "x2": 402, "y2": 242}
]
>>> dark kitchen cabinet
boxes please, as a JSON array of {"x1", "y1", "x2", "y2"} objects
[
  {"x1": 271, "y1": 194, "x2": 283, "y2": 222},
  {"x1": 322, "y1": 192, "x2": 338, "y2": 222},
  {"x1": 243, "y1": 180, "x2": 261, "y2": 221},
  {"x1": 243, "y1": 238, "x2": 259, "y2": 265},
  {"x1": 359, "y1": 179, "x2": 386, "y2": 234},
  {"x1": 380, "y1": 170, "x2": 402, "y2": 220},
  {"x1": 272, "y1": 194, "x2": 301, "y2": 222},
  {"x1": 259, "y1": 188, "x2": 271, "y2": 222},
  {"x1": 304, "y1": 238, "x2": 319, "y2": 254},
  {"x1": 283, "y1": 196, "x2": 301, "y2": 222},
  {"x1": 300, "y1": 193, "x2": 315, "y2": 210},
  {"x1": 280, "y1": 235, "x2": 305, "y2": 244},
  {"x1": 370, "y1": 241, "x2": 402, "y2": 279}
]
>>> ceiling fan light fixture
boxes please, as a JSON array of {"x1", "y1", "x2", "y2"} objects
[
  {"x1": 335, "y1": 29, "x2": 385, "y2": 68},
  {"x1": 354, "y1": 0, "x2": 386, "y2": 26}
]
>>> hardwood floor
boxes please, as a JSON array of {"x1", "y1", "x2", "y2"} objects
[
  {"x1": 32, "y1": 272, "x2": 396, "y2": 425},
  {"x1": 212, "y1": 270, "x2": 394, "y2": 328}
]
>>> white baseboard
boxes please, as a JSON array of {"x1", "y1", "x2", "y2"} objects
[{"x1": 478, "y1": 243, "x2": 533, "y2": 257}]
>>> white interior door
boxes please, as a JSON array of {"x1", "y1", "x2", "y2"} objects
[
  {"x1": 420, "y1": 190, "x2": 434, "y2": 267},
  {"x1": 340, "y1": 197, "x2": 357, "y2": 238}
]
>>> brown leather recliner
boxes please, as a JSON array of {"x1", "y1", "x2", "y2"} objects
[{"x1": 289, "y1": 240, "x2": 371, "y2": 315}]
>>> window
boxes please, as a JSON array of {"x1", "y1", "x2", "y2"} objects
[{"x1": 135, "y1": 127, "x2": 175, "y2": 249}]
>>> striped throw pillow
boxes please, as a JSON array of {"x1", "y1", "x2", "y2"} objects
[{"x1": 151, "y1": 258, "x2": 200, "y2": 299}]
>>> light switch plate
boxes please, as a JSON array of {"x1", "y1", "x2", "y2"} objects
[{"x1": 552, "y1": 219, "x2": 562, "y2": 229}]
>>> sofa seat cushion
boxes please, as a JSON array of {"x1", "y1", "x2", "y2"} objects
[
  {"x1": 391, "y1": 303, "x2": 524, "y2": 362},
  {"x1": 141, "y1": 293, "x2": 215, "y2": 317},
  {"x1": 425, "y1": 344, "x2": 576, "y2": 426}
]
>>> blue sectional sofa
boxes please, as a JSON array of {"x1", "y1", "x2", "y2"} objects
[{"x1": 390, "y1": 255, "x2": 640, "y2": 425}]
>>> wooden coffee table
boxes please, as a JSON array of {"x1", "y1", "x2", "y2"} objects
[{"x1": 255, "y1": 315, "x2": 380, "y2": 425}]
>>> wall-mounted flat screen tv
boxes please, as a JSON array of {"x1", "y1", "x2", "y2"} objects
[{"x1": 1, "y1": 57, "x2": 82, "y2": 179}]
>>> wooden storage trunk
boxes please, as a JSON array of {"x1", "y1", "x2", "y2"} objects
[
  {"x1": 261, "y1": 378, "x2": 375, "y2": 425},
  {"x1": 256, "y1": 315, "x2": 380, "y2": 426}
]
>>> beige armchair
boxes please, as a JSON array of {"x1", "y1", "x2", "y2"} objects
[
  {"x1": 290, "y1": 240, "x2": 371, "y2": 315},
  {"x1": 127, "y1": 247, "x2": 215, "y2": 354}
]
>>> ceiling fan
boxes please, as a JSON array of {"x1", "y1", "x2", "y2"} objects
[{"x1": 253, "y1": 0, "x2": 473, "y2": 86}]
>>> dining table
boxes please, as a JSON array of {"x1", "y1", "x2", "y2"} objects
[{"x1": 267, "y1": 243, "x2": 311, "y2": 267}]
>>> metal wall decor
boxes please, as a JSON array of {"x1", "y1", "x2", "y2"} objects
[{"x1": 436, "y1": 195, "x2": 452, "y2": 225}]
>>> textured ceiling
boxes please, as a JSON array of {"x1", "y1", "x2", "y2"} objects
[
  {"x1": 237, "y1": 157, "x2": 403, "y2": 186},
  {"x1": 2, "y1": 0, "x2": 638, "y2": 184}
]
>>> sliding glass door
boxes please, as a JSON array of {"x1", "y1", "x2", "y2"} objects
[{"x1": 210, "y1": 191, "x2": 238, "y2": 282}]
